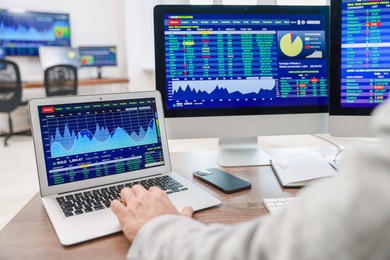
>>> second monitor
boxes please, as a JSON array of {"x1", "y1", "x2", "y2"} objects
[{"x1": 79, "y1": 46, "x2": 117, "y2": 79}]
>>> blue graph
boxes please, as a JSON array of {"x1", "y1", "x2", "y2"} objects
[
  {"x1": 0, "y1": 22, "x2": 55, "y2": 41},
  {"x1": 173, "y1": 85, "x2": 276, "y2": 101},
  {"x1": 0, "y1": 11, "x2": 70, "y2": 43},
  {"x1": 172, "y1": 79, "x2": 276, "y2": 101},
  {"x1": 50, "y1": 118, "x2": 158, "y2": 158}
]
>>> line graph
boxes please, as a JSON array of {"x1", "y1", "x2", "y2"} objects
[
  {"x1": 0, "y1": 21, "x2": 55, "y2": 41},
  {"x1": 172, "y1": 79, "x2": 276, "y2": 100},
  {"x1": 46, "y1": 108, "x2": 158, "y2": 158}
]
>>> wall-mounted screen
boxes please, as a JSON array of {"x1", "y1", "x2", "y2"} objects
[{"x1": 0, "y1": 9, "x2": 71, "y2": 56}]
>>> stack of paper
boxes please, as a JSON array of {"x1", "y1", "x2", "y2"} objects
[{"x1": 270, "y1": 151, "x2": 337, "y2": 188}]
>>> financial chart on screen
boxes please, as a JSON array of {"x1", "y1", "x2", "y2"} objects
[
  {"x1": 0, "y1": 9, "x2": 71, "y2": 56},
  {"x1": 38, "y1": 98, "x2": 164, "y2": 186},
  {"x1": 340, "y1": 0, "x2": 389, "y2": 108},
  {"x1": 163, "y1": 13, "x2": 328, "y2": 110}
]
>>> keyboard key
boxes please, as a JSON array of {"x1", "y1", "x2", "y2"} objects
[
  {"x1": 74, "y1": 210, "x2": 84, "y2": 215},
  {"x1": 93, "y1": 205, "x2": 105, "y2": 211},
  {"x1": 263, "y1": 198, "x2": 278, "y2": 203},
  {"x1": 64, "y1": 212, "x2": 74, "y2": 217},
  {"x1": 56, "y1": 197, "x2": 65, "y2": 203}
]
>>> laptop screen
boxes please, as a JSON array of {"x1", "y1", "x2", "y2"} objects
[{"x1": 37, "y1": 97, "x2": 165, "y2": 186}]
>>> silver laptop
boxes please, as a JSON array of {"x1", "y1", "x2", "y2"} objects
[{"x1": 29, "y1": 91, "x2": 220, "y2": 246}]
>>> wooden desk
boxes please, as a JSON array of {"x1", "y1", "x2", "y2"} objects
[
  {"x1": 22, "y1": 78, "x2": 129, "y2": 89},
  {"x1": 0, "y1": 150, "x2": 299, "y2": 259}
]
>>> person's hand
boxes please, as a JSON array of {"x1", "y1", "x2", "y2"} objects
[{"x1": 111, "y1": 184, "x2": 193, "y2": 242}]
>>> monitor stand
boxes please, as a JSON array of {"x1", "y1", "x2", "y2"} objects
[
  {"x1": 97, "y1": 66, "x2": 103, "y2": 79},
  {"x1": 217, "y1": 136, "x2": 272, "y2": 167}
]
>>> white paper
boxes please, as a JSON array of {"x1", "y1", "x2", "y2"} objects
[{"x1": 271, "y1": 151, "x2": 336, "y2": 185}]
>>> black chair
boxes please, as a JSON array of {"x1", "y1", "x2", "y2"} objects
[
  {"x1": 44, "y1": 64, "x2": 78, "y2": 97},
  {"x1": 0, "y1": 59, "x2": 28, "y2": 146}
]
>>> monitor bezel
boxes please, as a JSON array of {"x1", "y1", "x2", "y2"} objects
[
  {"x1": 329, "y1": 0, "x2": 374, "y2": 116},
  {"x1": 154, "y1": 4, "x2": 330, "y2": 118},
  {"x1": 78, "y1": 45, "x2": 118, "y2": 67}
]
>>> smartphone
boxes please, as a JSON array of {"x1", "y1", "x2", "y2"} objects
[{"x1": 193, "y1": 168, "x2": 251, "y2": 194}]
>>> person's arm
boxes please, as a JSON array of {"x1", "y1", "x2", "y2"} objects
[
  {"x1": 112, "y1": 148, "x2": 390, "y2": 260},
  {"x1": 113, "y1": 180, "x2": 345, "y2": 260}
]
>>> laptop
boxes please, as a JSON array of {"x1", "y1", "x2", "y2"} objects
[{"x1": 29, "y1": 91, "x2": 221, "y2": 246}]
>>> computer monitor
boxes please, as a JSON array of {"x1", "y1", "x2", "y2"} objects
[
  {"x1": 79, "y1": 46, "x2": 117, "y2": 79},
  {"x1": 0, "y1": 9, "x2": 71, "y2": 56},
  {"x1": 328, "y1": 0, "x2": 389, "y2": 138},
  {"x1": 154, "y1": 5, "x2": 330, "y2": 166},
  {"x1": 39, "y1": 46, "x2": 80, "y2": 70}
]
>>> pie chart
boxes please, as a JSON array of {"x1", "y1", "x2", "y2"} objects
[{"x1": 280, "y1": 33, "x2": 303, "y2": 57}]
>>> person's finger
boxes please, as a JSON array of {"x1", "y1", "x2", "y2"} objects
[
  {"x1": 180, "y1": 206, "x2": 194, "y2": 217},
  {"x1": 131, "y1": 184, "x2": 148, "y2": 196},
  {"x1": 149, "y1": 186, "x2": 168, "y2": 198},
  {"x1": 120, "y1": 187, "x2": 136, "y2": 205},
  {"x1": 111, "y1": 199, "x2": 125, "y2": 216}
]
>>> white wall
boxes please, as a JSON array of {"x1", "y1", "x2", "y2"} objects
[{"x1": 123, "y1": 0, "x2": 159, "y2": 92}]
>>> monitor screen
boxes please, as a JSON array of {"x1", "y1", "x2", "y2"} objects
[
  {"x1": 37, "y1": 97, "x2": 163, "y2": 187},
  {"x1": 154, "y1": 5, "x2": 330, "y2": 166},
  {"x1": 39, "y1": 46, "x2": 80, "y2": 70},
  {"x1": 329, "y1": 0, "x2": 389, "y2": 137},
  {"x1": 79, "y1": 46, "x2": 117, "y2": 67},
  {"x1": 0, "y1": 9, "x2": 71, "y2": 56}
]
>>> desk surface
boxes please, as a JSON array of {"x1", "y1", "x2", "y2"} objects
[
  {"x1": 22, "y1": 77, "x2": 129, "y2": 89},
  {"x1": 0, "y1": 150, "x2": 299, "y2": 259}
]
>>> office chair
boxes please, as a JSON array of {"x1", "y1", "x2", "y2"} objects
[
  {"x1": 44, "y1": 64, "x2": 78, "y2": 97},
  {"x1": 0, "y1": 59, "x2": 28, "y2": 146}
]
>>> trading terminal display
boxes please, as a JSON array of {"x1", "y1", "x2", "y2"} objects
[
  {"x1": 341, "y1": 0, "x2": 390, "y2": 107},
  {"x1": 163, "y1": 13, "x2": 329, "y2": 110},
  {"x1": 38, "y1": 98, "x2": 164, "y2": 186}
]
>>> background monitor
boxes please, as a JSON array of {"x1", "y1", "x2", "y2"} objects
[
  {"x1": 154, "y1": 5, "x2": 330, "y2": 166},
  {"x1": 39, "y1": 46, "x2": 80, "y2": 70},
  {"x1": 329, "y1": 0, "x2": 389, "y2": 137},
  {"x1": 79, "y1": 46, "x2": 117, "y2": 78},
  {"x1": 0, "y1": 9, "x2": 71, "y2": 56}
]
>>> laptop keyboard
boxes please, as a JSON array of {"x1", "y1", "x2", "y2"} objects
[{"x1": 56, "y1": 175, "x2": 188, "y2": 217}]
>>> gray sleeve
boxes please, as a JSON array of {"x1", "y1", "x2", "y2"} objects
[{"x1": 127, "y1": 213, "x2": 269, "y2": 260}]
